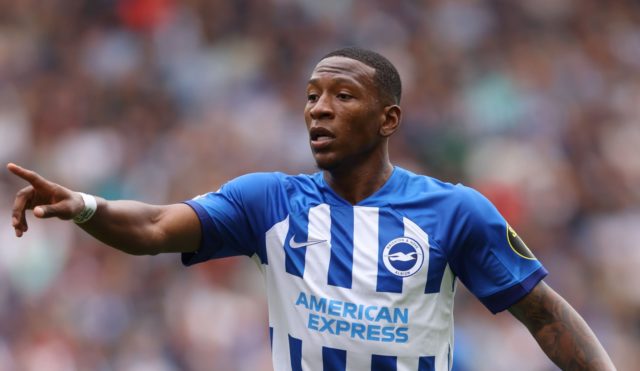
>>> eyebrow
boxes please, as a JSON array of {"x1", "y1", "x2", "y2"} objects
[{"x1": 307, "y1": 76, "x2": 362, "y2": 87}]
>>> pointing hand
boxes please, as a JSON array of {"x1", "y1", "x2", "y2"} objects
[{"x1": 7, "y1": 163, "x2": 85, "y2": 237}]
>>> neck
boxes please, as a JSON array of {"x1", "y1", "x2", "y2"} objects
[{"x1": 323, "y1": 153, "x2": 394, "y2": 205}]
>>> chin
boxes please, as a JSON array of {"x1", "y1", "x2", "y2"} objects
[
  {"x1": 314, "y1": 160, "x2": 337, "y2": 171},
  {"x1": 313, "y1": 153, "x2": 340, "y2": 171}
]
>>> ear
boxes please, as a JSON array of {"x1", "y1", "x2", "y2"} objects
[{"x1": 379, "y1": 105, "x2": 402, "y2": 137}]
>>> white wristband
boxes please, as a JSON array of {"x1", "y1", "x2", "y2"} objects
[{"x1": 73, "y1": 192, "x2": 97, "y2": 224}]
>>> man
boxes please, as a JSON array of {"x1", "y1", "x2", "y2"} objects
[{"x1": 8, "y1": 47, "x2": 615, "y2": 370}]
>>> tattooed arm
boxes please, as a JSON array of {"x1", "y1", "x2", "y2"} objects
[{"x1": 508, "y1": 281, "x2": 616, "y2": 370}]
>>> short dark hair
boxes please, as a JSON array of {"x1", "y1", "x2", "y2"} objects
[{"x1": 321, "y1": 47, "x2": 402, "y2": 105}]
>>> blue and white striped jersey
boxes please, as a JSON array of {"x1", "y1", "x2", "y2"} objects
[{"x1": 183, "y1": 167, "x2": 547, "y2": 371}]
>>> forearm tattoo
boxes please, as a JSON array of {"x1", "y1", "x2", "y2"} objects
[{"x1": 509, "y1": 282, "x2": 616, "y2": 371}]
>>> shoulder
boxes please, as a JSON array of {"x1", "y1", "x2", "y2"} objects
[
  {"x1": 223, "y1": 172, "x2": 285, "y2": 189},
  {"x1": 215, "y1": 171, "x2": 323, "y2": 206},
  {"x1": 390, "y1": 167, "x2": 479, "y2": 209},
  {"x1": 220, "y1": 171, "x2": 315, "y2": 193},
  {"x1": 390, "y1": 168, "x2": 502, "y2": 244}
]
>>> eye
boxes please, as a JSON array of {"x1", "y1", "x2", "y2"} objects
[
  {"x1": 337, "y1": 93, "x2": 353, "y2": 101},
  {"x1": 307, "y1": 93, "x2": 319, "y2": 102}
]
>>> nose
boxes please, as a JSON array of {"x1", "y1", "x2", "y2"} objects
[{"x1": 308, "y1": 93, "x2": 334, "y2": 121}]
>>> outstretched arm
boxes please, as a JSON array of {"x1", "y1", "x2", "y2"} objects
[
  {"x1": 8, "y1": 163, "x2": 200, "y2": 255},
  {"x1": 509, "y1": 281, "x2": 616, "y2": 371}
]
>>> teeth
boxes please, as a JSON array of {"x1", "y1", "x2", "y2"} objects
[{"x1": 316, "y1": 136, "x2": 332, "y2": 141}]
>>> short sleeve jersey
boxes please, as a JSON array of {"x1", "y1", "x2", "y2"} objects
[{"x1": 183, "y1": 167, "x2": 547, "y2": 371}]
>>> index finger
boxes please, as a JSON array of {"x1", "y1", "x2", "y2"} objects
[{"x1": 7, "y1": 163, "x2": 50, "y2": 188}]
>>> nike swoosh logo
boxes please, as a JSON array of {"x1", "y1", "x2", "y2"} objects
[{"x1": 289, "y1": 235, "x2": 327, "y2": 249}]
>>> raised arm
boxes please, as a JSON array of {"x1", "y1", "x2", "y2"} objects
[
  {"x1": 508, "y1": 281, "x2": 616, "y2": 371},
  {"x1": 8, "y1": 163, "x2": 200, "y2": 255}
]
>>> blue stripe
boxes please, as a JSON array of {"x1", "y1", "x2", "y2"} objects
[
  {"x1": 288, "y1": 335, "x2": 303, "y2": 371},
  {"x1": 322, "y1": 346, "x2": 346, "y2": 371},
  {"x1": 285, "y1": 212, "x2": 309, "y2": 278},
  {"x1": 269, "y1": 327, "x2": 273, "y2": 350},
  {"x1": 376, "y1": 209, "x2": 404, "y2": 293},
  {"x1": 424, "y1": 245, "x2": 447, "y2": 294},
  {"x1": 419, "y1": 356, "x2": 435, "y2": 371},
  {"x1": 327, "y1": 207, "x2": 354, "y2": 288},
  {"x1": 371, "y1": 354, "x2": 397, "y2": 371}
]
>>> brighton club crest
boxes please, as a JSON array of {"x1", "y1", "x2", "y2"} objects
[{"x1": 382, "y1": 237, "x2": 425, "y2": 277}]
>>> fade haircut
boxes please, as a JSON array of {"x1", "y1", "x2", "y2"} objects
[{"x1": 321, "y1": 47, "x2": 402, "y2": 105}]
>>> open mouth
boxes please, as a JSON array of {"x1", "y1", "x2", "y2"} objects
[
  {"x1": 309, "y1": 127, "x2": 336, "y2": 149},
  {"x1": 313, "y1": 135, "x2": 333, "y2": 142}
]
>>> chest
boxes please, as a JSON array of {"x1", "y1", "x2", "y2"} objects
[
  {"x1": 261, "y1": 202, "x2": 456, "y2": 354},
  {"x1": 270, "y1": 203, "x2": 449, "y2": 297}
]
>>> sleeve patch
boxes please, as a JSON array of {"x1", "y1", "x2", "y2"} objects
[{"x1": 507, "y1": 225, "x2": 536, "y2": 260}]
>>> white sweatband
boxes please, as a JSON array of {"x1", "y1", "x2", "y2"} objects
[{"x1": 73, "y1": 192, "x2": 97, "y2": 224}]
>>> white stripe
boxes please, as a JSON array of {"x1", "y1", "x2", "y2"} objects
[
  {"x1": 440, "y1": 264, "x2": 455, "y2": 294},
  {"x1": 265, "y1": 216, "x2": 289, "y2": 278},
  {"x1": 403, "y1": 217, "x2": 430, "y2": 294},
  {"x1": 439, "y1": 264, "x2": 456, "y2": 371},
  {"x1": 301, "y1": 341, "x2": 322, "y2": 371},
  {"x1": 399, "y1": 356, "x2": 420, "y2": 371},
  {"x1": 303, "y1": 204, "x2": 332, "y2": 287},
  {"x1": 264, "y1": 217, "x2": 293, "y2": 371},
  {"x1": 270, "y1": 331, "x2": 291, "y2": 371},
  {"x1": 346, "y1": 351, "x2": 371, "y2": 371},
  {"x1": 352, "y1": 206, "x2": 379, "y2": 292}
]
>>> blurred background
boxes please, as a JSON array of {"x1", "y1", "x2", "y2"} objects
[{"x1": 1, "y1": 0, "x2": 639, "y2": 370}]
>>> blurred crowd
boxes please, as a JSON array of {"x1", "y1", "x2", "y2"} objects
[{"x1": 1, "y1": 0, "x2": 639, "y2": 370}]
